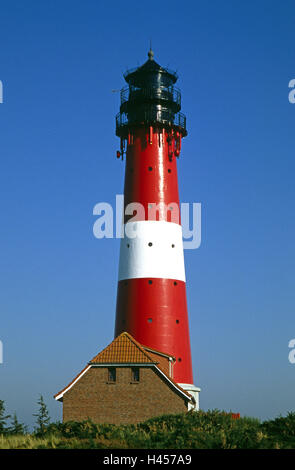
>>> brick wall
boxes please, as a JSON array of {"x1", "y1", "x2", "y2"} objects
[{"x1": 62, "y1": 365, "x2": 188, "y2": 425}]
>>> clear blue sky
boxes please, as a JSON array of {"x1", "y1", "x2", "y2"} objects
[{"x1": 0, "y1": 0, "x2": 294, "y2": 429}]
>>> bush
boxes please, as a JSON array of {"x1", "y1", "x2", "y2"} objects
[
  {"x1": 261, "y1": 412, "x2": 295, "y2": 449},
  {"x1": 38, "y1": 410, "x2": 295, "y2": 449},
  {"x1": 1, "y1": 409, "x2": 295, "y2": 448}
]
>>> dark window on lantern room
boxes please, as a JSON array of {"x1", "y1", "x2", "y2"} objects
[
  {"x1": 108, "y1": 367, "x2": 116, "y2": 382},
  {"x1": 131, "y1": 367, "x2": 140, "y2": 382}
]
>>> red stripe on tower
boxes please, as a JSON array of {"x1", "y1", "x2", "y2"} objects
[{"x1": 114, "y1": 49, "x2": 200, "y2": 408}]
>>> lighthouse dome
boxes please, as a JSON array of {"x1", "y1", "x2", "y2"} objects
[{"x1": 124, "y1": 50, "x2": 178, "y2": 88}]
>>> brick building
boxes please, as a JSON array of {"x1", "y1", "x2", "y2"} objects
[{"x1": 54, "y1": 332, "x2": 195, "y2": 424}]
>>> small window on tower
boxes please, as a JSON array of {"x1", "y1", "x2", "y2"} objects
[
  {"x1": 131, "y1": 367, "x2": 140, "y2": 382},
  {"x1": 108, "y1": 367, "x2": 116, "y2": 383}
]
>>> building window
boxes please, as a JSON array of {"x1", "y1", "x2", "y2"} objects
[
  {"x1": 131, "y1": 367, "x2": 140, "y2": 382},
  {"x1": 108, "y1": 367, "x2": 116, "y2": 382}
]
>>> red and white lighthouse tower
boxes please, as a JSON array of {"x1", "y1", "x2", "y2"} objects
[{"x1": 114, "y1": 49, "x2": 200, "y2": 407}]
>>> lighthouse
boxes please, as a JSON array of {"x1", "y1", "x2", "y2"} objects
[
  {"x1": 114, "y1": 49, "x2": 200, "y2": 408},
  {"x1": 54, "y1": 49, "x2": 200, "y2": 422}
]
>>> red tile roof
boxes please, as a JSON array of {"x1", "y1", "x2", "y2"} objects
[{"x1": 89, "y1": 332, "x2": 158, "y2": 364}]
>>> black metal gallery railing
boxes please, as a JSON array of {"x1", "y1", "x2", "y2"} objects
[{"x1": 116, "y1": 110, "x2": 187, "y2": 136}]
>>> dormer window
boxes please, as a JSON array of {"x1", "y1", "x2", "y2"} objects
[
  {"x1": 108, "y1": 367, "x2": 116, "y2": 382},
  {"x1": 131, "y1": 367, "x2": 140, "y2": 382}
]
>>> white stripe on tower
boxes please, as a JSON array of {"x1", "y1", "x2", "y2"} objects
[{"x1": 118, "y1": 220, "x2": 186, "y2": 282}]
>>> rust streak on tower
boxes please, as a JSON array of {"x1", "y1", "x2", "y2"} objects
[{"x1": 114, "y1": 49, "x2": 200, "y2": 407}]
